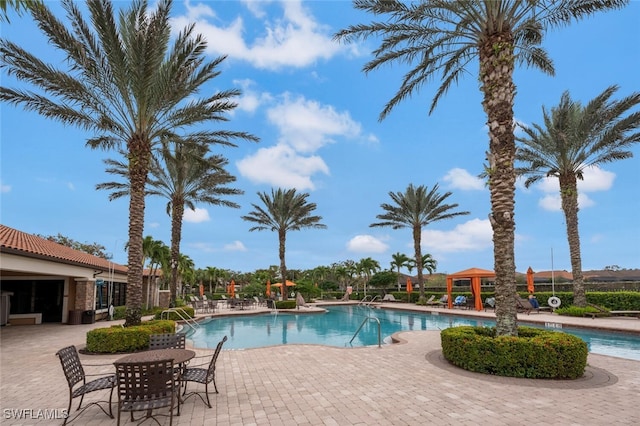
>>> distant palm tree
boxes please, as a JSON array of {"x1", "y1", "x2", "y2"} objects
[
  {"x1": 371, "y1": 184, "x2": 469, "y2": 302},
  {"x1": 1, "y1": 0, "x2": 258, "y2": 326},
  {"x1": 357, "y1": 257, "x2": 381, "y2": 298},
  {"x1": 420, "y1": 253, "x2": 438, "y2": 290},
  {"x1": 142, "y1": 236, "x2": 167, "y2": 309},
  {"x1": 334, "y1": 0, "x2": 628, "y2": 335},
  {"x1": 241, "y1": 188, "x2": 327, "y2": 300},
  {"x1": 516, "y1": 86, "x2": 640, "y2": 307},
  {"x1": 390, "y1": 252, "x2": 411, "y2": 291}
]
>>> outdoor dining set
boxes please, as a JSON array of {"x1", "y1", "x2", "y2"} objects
[{"x1": 56, "y1": 333, "x2": 227, "y2": 425}]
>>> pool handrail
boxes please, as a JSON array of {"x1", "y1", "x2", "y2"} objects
[
  {"x1": 350, "y1": 316, "x2": 381, "y2": 348},
  {"x1": 161, "y1": 308, "x2": 200, "y2": 332}
]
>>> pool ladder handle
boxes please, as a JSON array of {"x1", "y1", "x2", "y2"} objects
[
  {"x1": 350, "y1": 316, "x2": 382, "y2": 348},
  {"x1": 161, "y1": 307, "x2": 200, "y2": 332},
  {"x1": 358, "y1": 295, "x2": 381, "y2": 307}
]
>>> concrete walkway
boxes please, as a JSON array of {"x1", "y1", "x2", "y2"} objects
[{"x1": 1, "y1": 303, "x2": 639, "y2": 425}]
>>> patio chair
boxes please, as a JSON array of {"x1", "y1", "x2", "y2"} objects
[
  {"x1": 266, "y1": 299, "x2": 276, "y2": 309},
  {"x1": 182, "y1": 335, "x2": 228, "y2": 408},
  {"x1": 149, "y1": 333, "x2": 186, "y2": 350},
  {"x1": 56, "y1": 345, "x2": 116, "y2": 425},
  {"x1": 516, "y1": 298, "x2": 533, "y2": 315},
  {"x1": 484, "y1": 297, "x2": 496, "y2": 311},
  {"x1": 114, "y1": 358, "x2": 178, "y2": 425},
  {"x1": 453, "y1": 295, "x2": 467, "y2": 308},
  {"x1": 426, "y1": 294, "x2": 446, "y2": 307}
]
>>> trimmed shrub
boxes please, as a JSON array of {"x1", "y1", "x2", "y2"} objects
[
  {"x1": 441, "y1": 326, "x2": 587, "y2": 379},
  {"x1": 152, "y1": 306, "x2": 195, "y2": 321},
  {"x1": 86, "y1": 320, "x2": 176, "y2": 353},
  {"x1": 275, "y1": 300, "x2": 297, "y2": 309},
  {"x1": 555, "y1": 305, "x2": 610, "y2": 317}
]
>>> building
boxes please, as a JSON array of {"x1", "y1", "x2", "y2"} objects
[{"x1": 0, "y1": 224, "x2": 128, "y2": 325}]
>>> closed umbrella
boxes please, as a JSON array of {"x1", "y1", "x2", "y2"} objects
[
  {"x1": 527, "y1": 267, "x2": 535, "y2": 294},
  {"x1": 406, "y1": 277, "x2": 413, "y2": 301},
  {"x1": 266, "y1": 280, "x2": 271, "y2": 297},
  {"x1": 230, "y1": 280, "x2": 236, "y2": 298},
  {"x1": 199, "y1": 282, "x2": 204, "y2": 297}
]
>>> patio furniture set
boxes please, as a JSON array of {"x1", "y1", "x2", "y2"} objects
[{"x1": 56, "y1": 333, "x2": 227, "y2": 425}]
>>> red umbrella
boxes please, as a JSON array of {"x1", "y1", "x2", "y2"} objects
[
  {"x1": 527, "y1": 267, "x2": 535, "y2": 294},
  {"x1": 266, "y1": 280, "x2": 271, "y2": 297},
  {"x1": 406, "y1": 277, "x2": 413, "y2": 301}
]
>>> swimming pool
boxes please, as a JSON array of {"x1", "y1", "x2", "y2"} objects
[{"x1": 186, "y1": 305, "x2": 640, "y2": 360}]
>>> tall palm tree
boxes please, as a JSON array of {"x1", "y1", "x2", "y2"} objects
[
  {"x1": 357, "y1": 257, "x2": 381, "y2": 298},
  {"x1": 516, "y1": 86, "x2": 640, "y2": 307},
  {"x1": 390, "y1": 252, "x2": 411, "y2": 291},
  {"x1": 335, "y1": 0, "x2": 628, "y2": 335},
  {"x1": 142, "y1": 236, "x2": 166, "y2": 309},
  {"x1": 371, "y1": 184, "x2": 469, "y2": 302},
  {"x1": 1, "y1": 0, "x2": 258, "y2": 326},
  {"x1": 420, "y1": 253, "x2": 438, "y2": 290},
  {"x1": 241, "y1": 188, "x2": 327, "y2": 300}
]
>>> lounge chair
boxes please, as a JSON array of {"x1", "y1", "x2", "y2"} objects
[
  {"x1": 382, "y1": 294, "x2": 397, "y2": 302},
  {"x1": 583, "y1": 303, "x2": 610, "y2": 319},
  {"x1": 453, "y1": 295, "x2": 467, "y2": 308},
  {"x1": 516, "y1": 298, "x2": 534, "y2": 314},
  {"x1": 425, "y1": 295, "x2": 446, "y2": 307},
  {"x1": 609, "y1": 310, "x2": 640, "y2": 318},
  {"x1": 484, "y1": 297, "x2": 496, "y2": 311}
]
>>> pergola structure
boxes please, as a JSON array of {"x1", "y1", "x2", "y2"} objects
[{"x1": 446, "y1": 267, "x2": 495, "y2": 311}]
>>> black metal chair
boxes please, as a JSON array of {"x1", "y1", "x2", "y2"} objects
[
  {"x1": 56, "y1": 345, "x2": 116, "y2": 425},
  {"x1": 114, "y1": 358, "x2": 179, "y2": 426},
  {"x1": 149, "y1": 333, "x2": 186, "y2": 350},
  {"x1": 181, "y1": 335, "x2": 227, "y2": 408}
]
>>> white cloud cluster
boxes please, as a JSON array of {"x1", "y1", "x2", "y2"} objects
[
  {"x1": 535, "y1": 166, "x2": 615, "y2": 211},
  {"x1": 224, "y1": 240, "x2": 247, "y2": 252},
  {"x1": 346, "y1": 235, "x2": 389, "y2": 254},
  {"x1": 237, "y1": 94, "x2": 370, "y2": 190},
  {"x1": 443, "y1": 168, "x2": 485, "y2": 191},
  {"x1": 422, "y1": 218, "x2": 493, "y2": 252},
  {"x1": 173, "y1": 0, "x2": 341, "y2": 70},
  {"x1": 183, "y1": 207, "x2": 211, "y2": 223}
]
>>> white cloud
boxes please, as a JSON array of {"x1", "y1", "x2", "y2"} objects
[
  {"x1": 1, "y1": 181, "x2": 11, "y2": 193},
  {"x1": 267, "y1": 94, "x2": 364, "y2": 153},
  {"x1": 346, "y1": 235, "x2": 389, "y2": 254},
  {"x1": 422, "y1": 218, "x2": 493, "y2": 252},
  {"x1": 173, "y1": 0, "x2": 341, "y2": 70},
  {"x1": 147, "y1": 222, "x2": 160, "y2": 228},
  {"x1": 536, "y1": 165, "x2": 613, "y2": 211},
  {"x1": 224, "y1": 240, "x2": 248, "y2": 251},
  {"x1": 237, "y1": 144, "x2": 329, "y2": 190},
  {"x1": 233, "y1": 79, "x2": 273, "y2": 114},
  {"x1": 67, "y1": 182, "x2": 75, "y2": 191},
  {"x1": 443, "y1": 168, "x2": 485, "y2": 191},
  {"x1": 183, "y1": 208, "x2": 211, "y2": 223}
]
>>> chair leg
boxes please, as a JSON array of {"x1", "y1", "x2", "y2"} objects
[
  {"x1": 62, "y1": 391, "x2": 73, "y2": 426},
  {"x1": 204, "y1": 383, "x2": 212, "y2": 408}
]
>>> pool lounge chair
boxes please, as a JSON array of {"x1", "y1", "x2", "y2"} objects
[
  {"x1": 517, "y1": 298, "x2": 534, "y2": 314},
  {"x1": 425, "y1": 295, "x2": 446, "y2": 307},
  {"x1": 382, "y1": 294, "x2": 397, "y2": 302},
  {"x1": 453, "y1": 295, "x2": 467, "y2": 308}
]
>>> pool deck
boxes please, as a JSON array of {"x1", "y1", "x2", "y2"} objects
[{"x1": 1, "y1": 302, "x2": 639, "y2": 425}]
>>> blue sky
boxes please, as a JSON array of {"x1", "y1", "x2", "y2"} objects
[{"x1": 1, "y1": 1, "x2": 639, "y2": 276}]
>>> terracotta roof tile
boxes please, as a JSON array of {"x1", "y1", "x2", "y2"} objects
[{"x1": 0, "y1": 224, "x2": 127, "y2": 274}]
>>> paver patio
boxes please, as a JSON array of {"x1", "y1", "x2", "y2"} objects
[{"x1": 1, "y1": 303, "x2": 639, "y2": 425}]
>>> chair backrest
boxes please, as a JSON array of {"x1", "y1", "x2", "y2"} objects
[
  {"x1": 56, "y1": 345, "x2": 85, "y2": 388},
  {"x1": 115, "y1": 359, "x2": 175, "y2": 405},
  {"x1": 266, "y1": 299, "x2": 275, "y2": 309},
  {"x1": 207, "y1": 336, "x2": 228, "y2": 376},
  {"x1": 149, "y1": 333, "x2": 186, "y2": 350},
  {"x1": 426, "y1": 295, "x2": 435, "y2": 303}
]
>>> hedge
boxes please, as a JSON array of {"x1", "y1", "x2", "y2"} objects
[
  {"x1": 441, "y1": 326, "x2": 588, "y2": 379},
  {"x1": 85, "y1": 320, "x2": 176, "y2": 353}
]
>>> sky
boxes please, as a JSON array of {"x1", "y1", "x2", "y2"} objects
[{"x1": 1, "y1": 0, "x2": 639, "y2": 277}]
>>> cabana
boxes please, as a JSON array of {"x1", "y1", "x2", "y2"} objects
[{"x1": 446, "y1": 267, "x2": 495, "y2": 311}]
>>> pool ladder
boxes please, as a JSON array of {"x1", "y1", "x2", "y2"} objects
[
  {"x1": 161, "y1": 308, "x2": 200, "y2": 332},
  {"x1": 358, "y1": 295, "x2": 380, "y2": 307},
  {"x1": 350, "y1": 316, "x2": 382, "y2": 348}
]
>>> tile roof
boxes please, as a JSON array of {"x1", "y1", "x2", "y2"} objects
[{"x1": 0, "y1": 224, "x2": 128, "y2": 273}]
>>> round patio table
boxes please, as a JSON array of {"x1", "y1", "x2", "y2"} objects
[{"x1": 116, "y1": 348, "x2": 195, "y2": 365}]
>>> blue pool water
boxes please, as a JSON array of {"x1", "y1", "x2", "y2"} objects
[{"x1": 186, "y1": 305, "x2": 640, "y2": 360}]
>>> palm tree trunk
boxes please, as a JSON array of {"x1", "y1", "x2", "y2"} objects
[
  {"x1": 170, "y1": 198, "x2": 185, "y2": 307},
  {"x1": 279, "y1": 229, "x2": 288, "y2": 300},
  {"x1": 480, "y1": 34, "x2": 518, "y2": 336},
  {"x1": 124, "y1": 140, "x2": 151, "y2": 326},
  {"x1": 559, "y1": 174, "x2": 586, "y2": 306},
  {"x1": 413, "y1": 226, "x2": 425, "y2": 302}
]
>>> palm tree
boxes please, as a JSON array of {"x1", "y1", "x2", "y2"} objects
[
  {"x1": 1, "y1": 0, "x2": 258, "y2": 326},
  {"x1": 390, "y1": 252, "x2": 411, "y2": 291},
  {"x1": 334, "y1": 0, "x2": 627, "y2": 335},
  {"x1": 0, "y1": 0, "x2": 39, "y2": 22},
  {"x1": 516, "y1": 86, "x2": 640, "y2": 307},
  {"x1": 241, "y1": 188, "x2": 327, "y2": 300},
  {"x1": 420, "y1": 253, "x2": 438, "y2": 290},
  {"x1": 142, "y1": 236, "x2": 166, "y2": 309},
  {"x1": 371, "y1": 184, "x2": 469, "y2": 302},
  {"x1": 357, "y1": 257, "x2": 381, "y2": 298}
]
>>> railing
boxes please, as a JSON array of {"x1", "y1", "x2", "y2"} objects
[
  {"x1": 358, "y1": 295, "x2": 381, "y2": 309},
  {"x1": 161, "y1": 308, "x2": 200, "y2": 332},
  {"x1": 349, "y1": 316, "x2": 382, "y2": 348}
]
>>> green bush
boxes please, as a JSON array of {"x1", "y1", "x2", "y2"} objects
[
  {"x1": 441, "y1": 326, "x2": 587, "y2": 379},
  {"x1": 555, "y1": 305, "x2": 610, "y2": 317},
  {"x1": 85, "y1": 320, "x2": 176, "y2": 353},
  {"x1": 152, "y1": 306, "x2": 195, "y2": 320},
  {"x1": 275, "y1": 300, "x2": 297, "y2": 309}
]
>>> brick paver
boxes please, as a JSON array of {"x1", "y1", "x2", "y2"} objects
[{"x1": 1, "y1": 303, "x2": 638, "y2": 425}]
